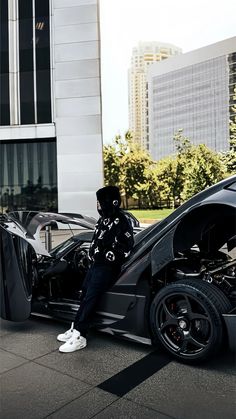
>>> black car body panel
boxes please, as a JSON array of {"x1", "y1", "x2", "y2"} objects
[
  {"x1": 8, "y1": 211, "x2": 97, "y2": 234},
  {"x1": 0, "y1": 225, "x2": 35, "y2": 321},
  {"x1": 222, "y1": 309, "x2": 236, "y2": 351},
  {"x1": 1, "y1": 176, "x2": 236, "y2": 361}
]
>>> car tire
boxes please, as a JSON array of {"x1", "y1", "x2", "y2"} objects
[{"x1": 150, "y1": 279, "x2": 232, "y2": 362}]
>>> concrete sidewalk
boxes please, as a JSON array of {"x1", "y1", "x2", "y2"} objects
[{"x1": 1, "y1": 317, "x2": 235, "y2": 419}]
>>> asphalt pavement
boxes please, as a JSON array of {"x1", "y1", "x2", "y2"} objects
[
  {"x1": 1, "y1": 227, "x2": 236, "y2": 418},
  {"x1": 0, "y1": 316, "x2": 235, "y2": 419}
]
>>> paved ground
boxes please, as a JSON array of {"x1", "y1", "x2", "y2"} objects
[{"x1": 0, "y1": 317, "x2": 236, "y2": 419}]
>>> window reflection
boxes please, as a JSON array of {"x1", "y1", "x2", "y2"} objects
[
  {"x1": 19, "y1": 2, "x2": 34, "y2": 124},
  {"x1": 0, "y1": 140, "x2": 58, "y2": 213},
  {"x1": 0, "y1": 0, "x2": 10, "y2": 125},
  {"x1": 20, "y1": 71, "x2": 35, "y2": 124},
  {"x1": 36, "y1": 69, "x2": 51, "y2": 122},
  {"x1": 18, "y1": 0, "x2": 52, "y2": 124},
  {"x1": 35, "y1": 0, "x2": 51, "y2": 123}
]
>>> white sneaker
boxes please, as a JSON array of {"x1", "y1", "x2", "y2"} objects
[
  {"x1": 59, "y1": 333, "x2": 87, "y2": 353},
  {"x1": 57, "y1": 322, "x2": 77, "y2": 342}
]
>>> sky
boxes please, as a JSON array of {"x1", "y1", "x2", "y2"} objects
[{"x1": 99, "y1": 0, "x2": 236, "y2": 144}]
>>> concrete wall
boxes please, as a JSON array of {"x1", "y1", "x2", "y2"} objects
[{"x1": 53, "y1": 0, "x2": 103, "y2": 218}]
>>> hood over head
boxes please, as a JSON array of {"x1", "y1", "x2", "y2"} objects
[{"x1": 96, "y1": 186, "x2": 121, "y2": 217}]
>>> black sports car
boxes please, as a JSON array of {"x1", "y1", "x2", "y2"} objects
[{"x1": 1, "y1": 176, "x2": 236, "y2": 362}]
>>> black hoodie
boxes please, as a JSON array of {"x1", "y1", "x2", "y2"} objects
[
  {"x1": 89, "y1": 210, "x2": 134, "y2": 266},
  {"x1": 89, "y1": 186, "x2": 134, "y2": 266}
]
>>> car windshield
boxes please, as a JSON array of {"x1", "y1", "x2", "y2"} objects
[{"x1": 50, "y1": 237, "x2": 75, "y2": 258}]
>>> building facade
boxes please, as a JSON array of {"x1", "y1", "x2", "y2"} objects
[
  {"x1": 148, "y1": 37, "x2": 236, "y2": 161},
  {"x1": 0, "y1": 0, "x2": 103, "y2": 217},
  {"x1": 128, "y1": 41, "x2": 182, "y2": 150}
]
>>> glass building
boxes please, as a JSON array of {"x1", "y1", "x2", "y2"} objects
[
  {"x1": 148, "y1": 37, "x2": 236, "y2": 161},
  {"x1": 0, "y1": 0, "x2": 103, "y2": 215}
]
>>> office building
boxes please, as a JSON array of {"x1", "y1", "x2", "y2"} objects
[
  {"x1": 0, "y1": 0, "x2": 103, "y2": 217},
  {"x1": 148, "y1": 37, "x2": 236, "y2": 161},
  {"x1": 128, "y1": 41, "x2": 182, "y2": 150}
]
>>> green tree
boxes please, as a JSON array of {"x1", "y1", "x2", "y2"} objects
[
  {"x1": 172, "y1": 130, "x2": 226, "y2": 200},
  {"x1": 103, "y1": 133, "x2": 129, "y2": 193},
  {"x1": 230, "y1": 85, "x2": 236, "y2": 143},
  {"x1": 103, "y1": 129, "x2": 228, "y2": 210},
  {"x1": 122, "y1": 140, "x2": 153, "y2": 208},
  {"x1": 103, "y1": 143, "x2": 121, "y2": 186},
  {"x1": 182, "y1": 144, "x2": 226, "y2": 199},
  {"x1": 221, "y1": 138, "x2": 236, "y2": 175},
  {"x1": 103, "y1": 131, "x2": 154, "y2": 208},
  {"x1": 172, "y1": 129, "x2": 193, "y2": 204},
  {"x1": 220, "y1": 85, "x2": 236, "y2": 174},
  {"x1": 154, "y1": 157, "x2": 180, "y2": 207}
]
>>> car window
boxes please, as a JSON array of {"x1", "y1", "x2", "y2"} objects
[{"x1": 50, "y1": 238, "x2": 75, "y2": 258}]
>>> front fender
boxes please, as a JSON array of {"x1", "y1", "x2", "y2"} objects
[{"x1": 151, "y1": 226, "x2": 177, "y2": 276}]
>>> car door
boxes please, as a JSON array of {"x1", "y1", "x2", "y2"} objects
[{"x1": 0, "y1": 224, "x2": 35, "y2": 321}]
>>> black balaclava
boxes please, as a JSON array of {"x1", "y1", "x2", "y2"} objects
[{"x1": 96, "y1": 186, "x2": 121, "y2": 217}]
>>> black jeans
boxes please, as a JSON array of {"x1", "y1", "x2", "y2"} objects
[{"x1": 74, "y1": 263, "x2": 121, "y2": 337}]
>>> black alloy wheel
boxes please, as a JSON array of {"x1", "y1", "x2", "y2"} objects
[{"x1": 150, "y1": 279, "x2": 232, "y2": 362}]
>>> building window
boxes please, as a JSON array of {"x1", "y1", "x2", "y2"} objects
[
  {"x1": 0, "y1": 139, "x2": 57, "y2": 213},
  {"x1": 0, "y1": 0, "x2": 10, "y2": 125},
  {"x1": 19, "y1": 0, "x2": 34, "y2": 124},
  {"x1": 35, "y1": 0, "x2": 51, "y2": 123},
  {"x1": 17, "y1": 0, "x2": 52, "y2": 125}
]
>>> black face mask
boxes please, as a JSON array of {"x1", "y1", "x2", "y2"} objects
[
  {"x1": 97, "y1": 199, "x2": 118, "y2": 217},
  {"x1": 97, "y1": 208, "x2": 103, "y2": 216}
]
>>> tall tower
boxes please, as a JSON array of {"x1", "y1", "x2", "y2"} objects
[{"x1": 128, "y1": 41, "x2": 182, "y2": 150}]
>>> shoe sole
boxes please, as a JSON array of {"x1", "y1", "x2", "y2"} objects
[
  {"x1": 59, "y1": 344, "x2": 87, "y2": 353},
  {"x1": 57, "y1": 336, "x2": 71, "y2": 342}
]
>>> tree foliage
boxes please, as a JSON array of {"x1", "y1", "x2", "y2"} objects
[
  {"x1": 103, "y1": 129, "x2": 233, "y2": 209},
  {"x1": 103, "y1": 131, "x2": 153, "y2": 207},
  {"x1": 220, "y1": 85, "x2": 236, "y2": 174},
  {"x1": 103, "y1": 143, "x2": 121, "y2": 186},
  {"x1": 182, "y1": 144, "x2": 226, "y2": 199}
]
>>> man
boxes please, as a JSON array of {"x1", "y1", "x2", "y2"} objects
[{"x1": 57, "y1": 186, "x2": 134, "y2": 353}]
